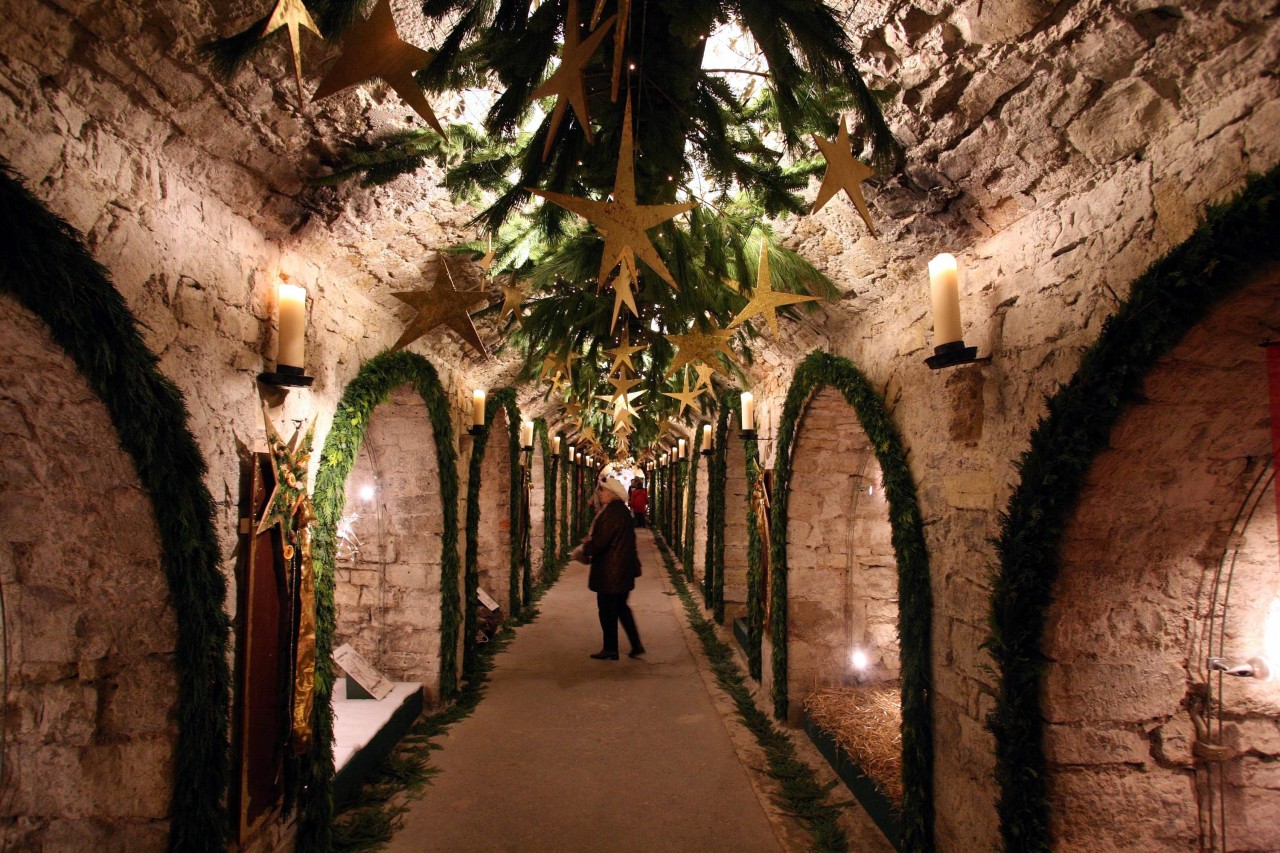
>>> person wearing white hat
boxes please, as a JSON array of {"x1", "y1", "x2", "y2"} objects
[{"x1": 577, "y1": 475, "x2": 644, "y2": 660}]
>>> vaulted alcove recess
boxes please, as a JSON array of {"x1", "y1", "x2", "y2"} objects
[
  {"x1": 769, "y1": 387, "x2": 900, "y2": 721},
  {"x1": 692, "y1": 443, "x2": 711, "y2": 594},
  {"x1": 477, "y1": 405, "x2": 516, "y2": 616},
  {"x1": 0, "y1": 299, "x2": 178, "y2": 850},
  {"x1": 529, "y1": 435, "x2": 546, "y2": 589},
  {"x1": 723, "y1": 423, "x2": 752, "y2": 624},
  {"x1": 1043, "y1": 270, "x2": 1280, "y2": 852},
  {"x1": 334, "y1": 384, "x2": 447, "y2": 692}
]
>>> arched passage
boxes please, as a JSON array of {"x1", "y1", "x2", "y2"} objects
[
  {"x1": 989, "y1": 172, "x2": 1280, "y2": 851},
  {"x1": 1042, "y1": 270, "x2": 1280, "y2": 851},
  {"x1": 334, "y1": 384, "x2": 447, "y2": 692},
  {"x1": 0, "y1": 169, "x2": 229, "y2": 851},
  {"x1": 767, "y1": 350, "x2": 935, "y2": 851}
]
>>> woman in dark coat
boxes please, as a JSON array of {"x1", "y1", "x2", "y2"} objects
[{"x1": 581, "y1": 477, "x2": 644, "y2": 660}]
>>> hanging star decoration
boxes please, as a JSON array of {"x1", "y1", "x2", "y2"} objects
[
  {"x1": 261, "y1": 0, "x2": 321, "y2": 104},
  {"x1": 693, "y1": 362, "x2": 717, "y2": 392},
  {"x1": 390, "y1": 254, "x2": 489, "y2": 357},
  {"x1": 607, "y1": 257, "x2": 640, "y2": 332},
  {"x1": 728, "y1": 241, "x2": 822, "y2": 336},
  {"x1": 604, "y1": 329, "x2": 647, "y2": 376},
  {"x1": 811, "y1": 116, "x2": 877, "y2": 237},
  {"x1": 665, "y1": 321, "x2": 740, "y2": 378},
  {"x1": 478, "y1": 233, "x2": 497, "y2": 278},
  {"x1": 530, "y1": 93, "x2": 696, "y2": 303},
  {"x1": 498, "y1": 279, "x2": 527, "y2": 325},
  {"x1": 531, "y1": 0, "x2": 615, "y2": 160},
  {"x1": 606, "y1": 373, "x2": 642, "y2": 405},
  {"x1": 312, "y1": 0, "x2": 447, "y2": 137},
  {"x1": 663, "y1": 371, "x2": 704, "y2": 418}
]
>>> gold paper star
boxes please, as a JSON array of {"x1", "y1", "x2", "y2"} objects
[
  {"x1": 256, "y1": 406, "x2": 317, "y2": 536},
  {"x1": 604, "y1": 329, "x2": 647, "y2": 376},
  {"x1": 607, "y1": 373, "x2": 642, "y2": 404},
  {"x1": 478, "y1": 233, "x2": 496, "y2": 277},
  {"x1": 608, "y1": 0, "x2": 631, "y2": 101},
  {"x1": 530, "y1": 93, "x2": 696, "y2": 291},
  {"x1": 728, "y1": 242, "x2": 821, "y2": 336},
  {"x1": 562, "y1": 399, "x2": 585, "y2": 421},
  {"x1": 390, "y1": 255, "x2": 488, "y2": 356},
  {"x1": 531, "y1": 0, "x2": 615, "y2": 160},
  {"x1": 693, "y1": 363, "x2": 717, "y2": 391},
  {"x1": 662, "y1": 372, "x2": 704, "y2": 418},
  {"x1": 608, "y1": 256, "x2": 639, "y2": 332},
  {"x1": 312, "y1": 0, "x2": 446, "y2": 137},
  {"x1": 613, "y1": 391, "x2": 644, "y2": 416},
  {"x1": 261, "y1": 0, "x2": 321, "y2": 104},
  {"x1": 665, "y1": 323, "x2": 739, "y2": 378},
  {"x1": 498, "y1": 280, "x2": 526, "y2": 324},
  {"x1": 812, "y1": 116, "x2": 877, "y2": 236}
]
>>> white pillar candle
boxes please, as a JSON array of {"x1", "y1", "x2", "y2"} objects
[
  {"x1": 702, "y1": 423, "x2": 713, "y2": 450},
  {"x1": 472, "y1": 390, "x2": 486, "y2": 427},
  {"x1": 569, "y1": 445, "x2": 576, "y2": 462},
  {"x1": 520, "y1": 419, "x2": 534, "y2": 448},
  {"x1": 678, "y1": 438, "x2": 686, "y2": 459},
  {"x1": 277, "y1": 283, "x2": 307, "y2": 368},
  {"x1": 740, "y1": 392, "x2": 755, "y2": 432},
  {"x1": 928, "y1": 253, "x2": 963, "y2": 346},
  {"x1": 552, "y1": 435, "x2": 561, "y2": 455}
]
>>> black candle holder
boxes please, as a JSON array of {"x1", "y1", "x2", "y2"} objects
[
  {"x1": 739, "y1": 429, "x2": 757, "y2": 441},
  {"x1": 700, "y1": 448, "x2": 714, "y2": 457},
  {"x1": 258, "y1": 363, "x2": 314, "y2": 388},
  {"x1": 925, "y1": 340, "x2": 989, "y2": 370},
  {"x1": 467, "y1": 424, "x2": 486, "y2": 436}
]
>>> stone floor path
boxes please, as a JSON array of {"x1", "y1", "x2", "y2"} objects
[{"x1": 384, "y1": 530, "x2": 787, "y2": 853}]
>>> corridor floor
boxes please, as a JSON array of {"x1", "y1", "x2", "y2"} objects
[{"x1": 384, "y1": 529, "x2": 788, "y2": 853}]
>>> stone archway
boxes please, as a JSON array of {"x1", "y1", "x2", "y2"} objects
[
  {"x1": 0, "y1": 297, "x2": 177, "y2": 850},
  {"x1": 333, "y1": 385, "x2": 447, "y2": 695},
  {"x1": 477, "y1": 407, "x2": 515, "y2": 616},
  {"x1": 1044, "y1": 269, "x2": 1280, "y2": 851},
  {"x1": 774, "y1": 387, "x2": 900, "y2": 722}
]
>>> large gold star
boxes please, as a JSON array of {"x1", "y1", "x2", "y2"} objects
[
  {"x1": 812, "y1": 116, "x2": 876, "y2": 236},
  {"x1": 665, "y1": 323, "x2": 739, "y2": 378},
  {"x1": 662, "y1": 372, "x2": 704, "y2": 418},
  {"x1": 604, "y1": 329, "x2": 647, "y2": 376},
  {"x1": 262, "y1": 0, "x2": 320, "y2": 104},
  {"x1": 530, "y1": 93, "x2": 696, "y2": 291},
  {"x1": 390, "y1": 255, "x2": 488, "y2": 357},
  {"x1": 256, "y1": 405, "x2": 316, "y2": 536},
  {"x1": 531, "y1": 0, "x2": 615, "y2": 160},
  {"x1": 498, "y1": 279, "x2": 526, "y2": 324},
  {"x1": 312, "y1": 0, "x2": 446, "y2": 137},
  {"x1": 728, "y1": 241, "x2": 822, "y2": 336}
]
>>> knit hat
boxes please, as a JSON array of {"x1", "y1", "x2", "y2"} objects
[{"x1": 601, "y1": 477, "x2": 628, "y2": 503}]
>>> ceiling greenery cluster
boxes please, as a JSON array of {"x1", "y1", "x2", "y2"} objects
[{"x1": 206, "y1": 0, "x2": 898, "y2": 459}]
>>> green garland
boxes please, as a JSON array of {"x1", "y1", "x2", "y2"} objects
[
  {"x1": 0, "y1": 162, "x2": 230, "y2": 853},
  {"x1": 652, "y1": 533, "x2": 849, "y2": 852},
  {"x1": 535, "y1": 420, "x2": 561, "y2": 585},
  {"x1": 464, "y1": 387, "x2": 523, "y2": 673},
  {"x1": 769, "y1": 350, "x2": 935, "y2": 852},
  {"x1": 303, "y1": 349, "x2": 462, "y2": 851},
  {"x1": 681, "y1": 427, "x2": 705, "y2": 577},
  {"x1": 989, "y1": 168, "x2": 1280, "y2": 852},
  {"x1": 559, "y1": 438, "x2": 570, "y2": 559}
]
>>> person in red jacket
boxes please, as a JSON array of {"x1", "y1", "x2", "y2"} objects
[{"x1": 628, "y1": 477, "x2": 648, "y2": 528}]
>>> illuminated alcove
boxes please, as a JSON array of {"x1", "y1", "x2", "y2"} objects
[{"x1": 476, "y1": 407, "x2": 515, "y2": 615}]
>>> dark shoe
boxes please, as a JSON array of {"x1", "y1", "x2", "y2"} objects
[
  {"x1": 590, "y1": 651, "x2": 619, "y2": 660},
  {"x1": 628, "y1": 646, "x2": 646, "y2": 658}
]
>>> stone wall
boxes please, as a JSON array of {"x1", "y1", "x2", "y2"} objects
[
  {"x1": 334, "y1": 385, "x2": 448, "y2": 694},
  {"x1": 1044, "y1": 274, "x2": 1280, "y2": 852},
  {"x1": 723, "y1": 426, "x2": 752, "y2": 622},
  {"x1": 477, "y1": 410, "x2": 514, "y2": 615},
  {"x1": 778, "y1": 388, "x2": 899, "y2": 721},
  {"x1": 0, "y1": 299, "x2": 177, "y2": 850},
  {"x1": 530, "y1": 444, "x2": 546, "y2": 586},
  {"x1": 692, "y1": 455, "x2": 710, "y2": 593}
]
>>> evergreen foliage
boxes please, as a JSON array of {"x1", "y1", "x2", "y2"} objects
[
  {"x1": 305, "y1": 349, "x2": 462, "y2": 851},
  {"x1": 0, "y1": 162, "x2": 231, "y2": 853},
  {"x1": 988, "y1": 167, "x2": 1280, "y2": 852},
  {"x1": 769, "y1": 350, "x2": 935, "y2": 851}
]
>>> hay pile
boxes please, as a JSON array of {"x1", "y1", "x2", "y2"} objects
[{"x1": 805, "y1": 685, "x2": 904, "y2": 805}]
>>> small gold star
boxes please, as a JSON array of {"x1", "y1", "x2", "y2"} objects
[
  {"x1": 530, "y1": 0, "x2": 615, "y2": 160},
  {"x1": 662, "y1": 372, "x2": 704, "y2": 418},
  {"x1": 498, "y1": 280, "x2": 526, "y2": 324},
  {"x1": 693, "y1": 363, "x2": 717, "y2": 391},
  {"x1": 812, "y1": 116, "x2": 876, "y2": 236},
  {"x1": 665, "y1": 323, "x2": 739, "y2": 378},
  {"x1": 607, "y1": 374, "x2": 642, "y2": 405},
  {"x1": 727, "y1": 241, "x2": 821, "y2": 336},
  {"x1": 390, "y1": 254, "x2": 488, "y2": 357},
  {"x1": 478, "y1": 233, "x2": 496, "y2": 277},
  {"x1": 604, "y1": 328, "x2": 647, "y2": 376}
]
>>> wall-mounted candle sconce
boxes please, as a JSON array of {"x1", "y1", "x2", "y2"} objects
[
  {"x1": 259, "y1": 280, "x2": 315, "y2": 388},
  {"x1": 520, "y1": 419, "x2": 535, "y2": 453},
  {"x1": 925, "y1": 253, "x2": 989, "y2": 370},
  {"x1": 552, "y1": 434, "x2": 562, "y2": 456},
  {"x1": 701, "y1": 423, "x2": 714, "y2": 456},
  {"x1": 1208, "y1": 656, "x2": 1271, "y2": 680},
  {"x1": 469, "y1": 389, "x2": 486, "y2": 436},
  {"x1": 739, "y1": 392, "x2": 757, "y2": 440},
  {"x1": 677, "y1": 438, "x2": 686, "y2": 461}
]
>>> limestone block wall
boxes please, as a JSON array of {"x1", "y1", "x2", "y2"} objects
[
  {"x1": 782, "y1": 389, "x2": 899, "y2": 720},
  {"x1": 1044, "y1": 277, "x2": 1280, "y2": 852},
  {"x1": 723, "y1": 426, "x2": 752, "y2": 622},
  {"x1": 477, "y1": 410, "x2": 514, "y2": 615},
  {"x1": 692, "y1": 454, "x2": 710, "y2": 591},
  {"x1": 334, "y1": 385, "x2": 447, "y2": 693},
  {"x1": 0, "y1": 299, "x2": 177, "y2": 850}
]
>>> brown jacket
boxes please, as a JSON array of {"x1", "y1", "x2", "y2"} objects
[{"x1": 582, "y1": 499, "x2": 641, "y2": 593}]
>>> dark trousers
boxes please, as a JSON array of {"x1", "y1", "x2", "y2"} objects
[{"x1": 597, "y1": 591, "x2": 641, "y2": 654}]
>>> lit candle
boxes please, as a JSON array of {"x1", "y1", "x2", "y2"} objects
[
  {"x1": 552, "y1": 435, "x2": 561, "y2": 455},
  {"x1": 928, "y1": 253, "x2": 963, "y2": 346},
  {"x1": 472, "y1": 390, "x2": 486, "y2": 427},
  {"x1": 702, "y1": 423, "x2": 713, "y2": 449},
  {"x1": 740, "y1": 392, "x2": 755, "y2": 432},
  {"x1": 520, "y1": 419, "x2": 534, "y2": 448},
  {"x1": 277, "y1": 283, "x2": 307, "y2": 368},
  {"x1": 678, "y1": 438, "x2": 686, "y2": 459},
  {"x1": 569, "y1": 445, "x2": 576, "y2": 463}
]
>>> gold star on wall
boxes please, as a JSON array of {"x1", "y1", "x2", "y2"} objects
[
  {"x1": 664, "y1": 323, "x2": 739, "y2": 378},
  {"x1": 390, "y1": 254, "x2": 488, "y2": 357},
  {"x1": 728, "y1": 242, "x2": 822, "y2": 336},
  {"x1": 812, "y1": 116, "x2": 877, "y2": 236},
  {"x1": 530, "y1": 93, "x2": 695, "y2": 293},
  {"x1": 262, "y1": 0, "x2": 320, "y2": 104},
  {"x1": 312, "y1": 0, "x2": 446, "y2": 137},
  {"x1": 256, "y1": 406, "x2": 316, "y2": 537},
  {"x1": 531, "y1": 0, "x2": 615, "y2": 160},
  {"x1": 662, "y1": 372, "x2": 704, "y2": 418},
  {"x1": 604, "y1": 329, "x2": 647, "y2": 376}
]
